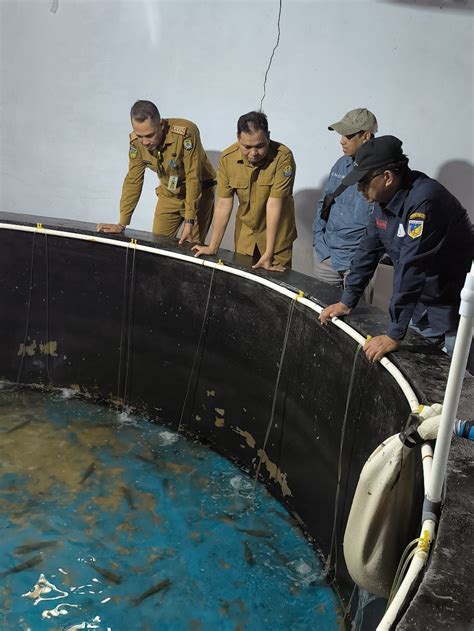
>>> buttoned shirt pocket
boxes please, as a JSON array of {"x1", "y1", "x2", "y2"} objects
[
  {"x1": 256, "y1": 181, "x2": 273, "y2": 202},
  {"x1": 257, "y1": 170, "x2": 274, "y2": 187},
  {"x1": 257, "y1": 177, "x2": 273, "y2": 194},
  {"x1": 229, "y1": 179, "x2": 249, "y2": 204},
  {"x1": 255, "y1": 176, "x2": 274, "y2": 216}
]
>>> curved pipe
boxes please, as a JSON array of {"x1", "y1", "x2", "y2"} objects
[{"x1": 0, "y1": 221, "x2": 420, "y2": 415}]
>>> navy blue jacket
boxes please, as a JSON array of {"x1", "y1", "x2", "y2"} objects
[
  {"x1": 341, "y1": 171, "x2": 474, "y2": 340},
  {"x1": 313, "y1": 156, "x2": 374, "y2": 271}
]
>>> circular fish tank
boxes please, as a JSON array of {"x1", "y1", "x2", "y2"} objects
[{"x1": 0, "y1": 212, "x2": 472, "y2": 630}]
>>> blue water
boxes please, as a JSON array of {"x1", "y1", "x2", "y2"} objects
[{"x1": 0, "y1": 388, "x2": 341, "y2": 630}]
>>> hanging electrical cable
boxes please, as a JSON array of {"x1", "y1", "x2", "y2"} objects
[
  {"x1": 259, "y1": 0, "x2": 283, "y2": 110},
  {"x1": 44, "y1": 232, "x2": 51, "y2": 383},
  {"x1": 253, "y1": 291, "x2": 298, "y2": 489},
  {"x1": 122, "y1": 241, "x2": 138, "y2": 407},
  {"x1": 16, "y1": 231, "x2": 37, "y2": 386},
  {"x1": 117, "y1": 245, "x2": 130, "y2": 404},
  {"x1": 116, "y1": 239, "x2": 138, "y2": 408},
  {"x1": 324, "y1": 343, "x2": 363, "y2": 581},
  {"x1": 177, "y1": 266, "x2": 216, "y2": 434}
]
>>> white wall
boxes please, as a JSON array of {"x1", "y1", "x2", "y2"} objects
[{"x1": 1, "y1": 0, "x2": 473, "y2": 275}]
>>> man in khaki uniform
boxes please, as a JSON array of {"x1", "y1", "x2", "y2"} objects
[
  {"x1": 97, "y1": 100, "x2": 215, "y2": 243},
  {"x1": 192, "y1": 111, "x2": 297, "y2": 271}
]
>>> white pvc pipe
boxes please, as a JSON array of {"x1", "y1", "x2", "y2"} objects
[
  {"x1": 426, "y1": 261, "x2": 474, "y2": 505},
  {"x1": 378, "y1": 261, "x2": 474, "y2": 630},
  {"x1": 377, "y1": 519, "x2": 436, "y2": 630},
  {"x1": 420, "y1": 444, "x2": 433, "y2": 496}
]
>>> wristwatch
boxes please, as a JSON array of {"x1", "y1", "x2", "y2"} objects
[{"x1": 184, "y1": 219, "x2": 195, "y2": 225}]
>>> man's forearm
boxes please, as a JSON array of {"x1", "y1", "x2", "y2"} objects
[
  {"x1": 264, "y1": 198, "x2": 283, "y2": 256},
  {"x1": 119, "y1": 174, "x2": 144, "y2": 226},
  {"x1": 184, "y1": 176, "x2": 202, "y2": 221},
  {"x1": 207, "y1": 198, "x2": 233, "y2": 251}
]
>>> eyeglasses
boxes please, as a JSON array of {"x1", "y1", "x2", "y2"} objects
[
  {"x1": 357, "y1": 170, "x2": 385, "y2": 193},
  {"x1": 359, "y1": 169, "x2": 385, "y2": 185},
  {"x1": 344, "y1": 131, "x2": 363, "y2": 140}
]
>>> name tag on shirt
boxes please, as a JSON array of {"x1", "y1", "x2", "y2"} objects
[
  {"x1": 168, "y1": 175, "x2": 179, "y2": 191},
  {"x1": 376, "y1": 218, "x2": 387, "y2": 230}
]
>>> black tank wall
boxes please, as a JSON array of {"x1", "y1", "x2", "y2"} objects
[{"x1": 0, "y1": 220, "x2": 417, "y2": 599}]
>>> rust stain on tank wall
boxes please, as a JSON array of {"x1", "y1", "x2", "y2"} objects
[
  {"x1": 232, "y1": 427, "x2": 256, "y2": 449},
  {"x1": 39, "y1": 341, "x2": 58, "y2": 357},
  {"x1": 17, "y1": 341, "x2": 37, "y2": 356},
  {"x1": 257, "y1": 449, "x2": 292, "y2": 497},
  {"x1": 17, "y1": 340, "x2": 58, "y2": 356}
]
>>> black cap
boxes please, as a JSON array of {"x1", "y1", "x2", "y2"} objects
[{"x1": 342, "y1": 135, "x2": 405, "y2": 186}]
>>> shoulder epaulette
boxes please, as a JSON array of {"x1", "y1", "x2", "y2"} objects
[
  {"x1": 171, "y1": 125, "x2": 187, "y2": 136},
  {"x1": 220, "y1": 143, "x2": 240, "y2": 159},
  {"x1": 276, "y1": 142, "x2": 292, "y2": 157}
]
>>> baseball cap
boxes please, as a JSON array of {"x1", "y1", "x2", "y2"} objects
[
  {"x1": 342, "y1": 136, "x2": 405, "y2": 186},
  {"x1": 328, "y1": 108, "x2": 378, "y2": 135}
]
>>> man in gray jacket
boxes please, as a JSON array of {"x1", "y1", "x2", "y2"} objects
[{"x1": 313, "y1": 108, "x2": 378, "y2": 286}]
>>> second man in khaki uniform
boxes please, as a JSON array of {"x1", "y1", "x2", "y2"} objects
[
  {"x1": 193, "y1": 111, "x2": 297, "y2": 271},
  {"x1": 97, "y1": 100, "x2": 215, "y2": 243}
]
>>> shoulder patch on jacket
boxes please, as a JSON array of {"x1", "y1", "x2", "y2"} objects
[
  {"x1": 171, "y1": 125, "x2": 187, "y2": 136},
  {"x1": 407, "y1": 219, "x2": 424, "y2": 239},
  {"x1": 408, "y1": 212, "x2": 426, "y2": 220}
]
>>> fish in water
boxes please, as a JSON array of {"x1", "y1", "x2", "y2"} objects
[
  {"x1": 6, "y1": 419, "x2": 31, "y2": 434},
  {"x1": 132, "y1": 578, "x2": 172, "y2": 606},
  {"x1": 91, "y1": 424, "x2": 117, "y2": 431},
  {"x1": 163, "y1": 461, "x2": 194, "y2": 475},
  {"x1": 242, "y1": 541, "x2": 255, "y2": 567},
  {"x1": 137, "y1": 452, "x2": 192, "y2": 476},
  {"x1": 135, "y1": 454, "x2": 162, "y2": 469},
  {"x1": 236, "y1": 527, "x2": 272, "y2": 539},
  {"x1": 120, "y1": 486, "x2": 135, "y2": 510},
  {"x1": 87, "y1": 560, "x2": 122, "y2": 585},
  {"x1": 79, "y1": 462, "x2": 96, "y2": 484},
  {"x1": 265, "y1": 541, "x2": 291, "y2": 566},
  {"x1": 10, "y1": 499, "x2": 38, "y2": 519},
  {"x1": 0, "y1": 554, "x2": 43, "y2": 577},
  {"x1": 270, "y1": 507, "x2": 299, "y2": 527},
  {"x1": 15, "y1": 540, "x2": 59, "y2": 555},
  {"x1": 162, "y1": 478, "x2": 175, "y2": 496},
  {"x1": 215, "y1": 513, "x2": 237, "y2": 524}
]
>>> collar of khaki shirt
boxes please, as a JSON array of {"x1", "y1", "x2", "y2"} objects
[{"x1": 151, "y1": 119, "x2": 173, "y2": 157}]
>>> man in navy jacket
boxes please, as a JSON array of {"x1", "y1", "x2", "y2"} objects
[{"x1": 320, "y1": 136, "x2": 473, "y2": 366}]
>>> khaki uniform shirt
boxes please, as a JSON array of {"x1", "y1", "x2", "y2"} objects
[
  {"x1": 119, "y1": 118, "x2": 215, "y2": 225},
  {"x1": 216, "y1": 141, "x2": 297, "y2": 257}
]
